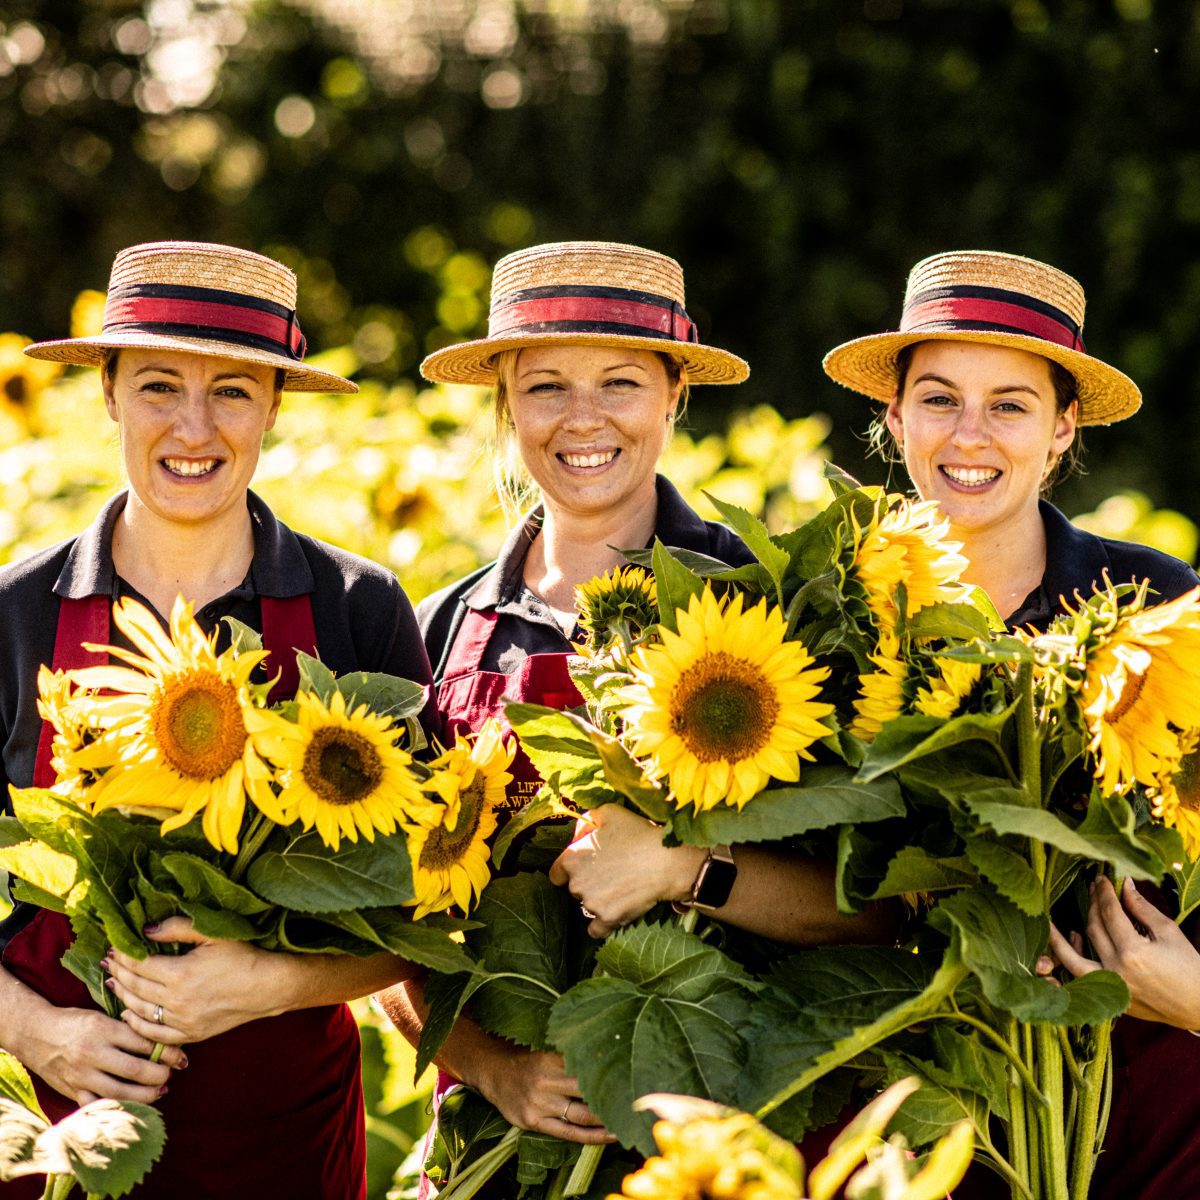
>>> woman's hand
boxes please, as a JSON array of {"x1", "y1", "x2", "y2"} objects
[
  {"x1": 549, "y1": 805, "x2": 704, "y2": 938},
  {"x1": 19, "y1": 1003, "x2": 184, "y2": 1105},
  {"x1": 1048, "y1": 877, "x2": 1200, "y2": 1029},
  {"x1": 473, "y1": 1043, "x2": 613, "y2": 1145},
  {"x1": 104, "y1": 917, "x2": 299, "y2": 1045}
]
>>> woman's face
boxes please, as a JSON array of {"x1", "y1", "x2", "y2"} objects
[
  {"x1": 104, "y1": 348, "x2": 281, "y2": 528},
  {"x1": 885, "y1": 341, "x2": 1077, "y2": 536},
  {"x1": 506, "y1": 345, "x2": 680, "y2": 520}
]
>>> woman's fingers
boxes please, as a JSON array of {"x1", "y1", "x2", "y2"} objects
[{"x1": 1047, "y1": 923, "x2": 1099, "y2": 979}]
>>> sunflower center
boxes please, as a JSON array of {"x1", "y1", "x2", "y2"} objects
[
  {"x1": 3, "y1": 375, "x2": 27, "y2": 405},
  {"x1": 152, "y1": 672, "x2": 247, "y2": 779},
  {"x1": 302, "y1": 728, "x2": 383, "y2": 805},
  {"x1": 420, "y1": 778, "x2": 486, "y2": 870},
  {"x1": 670, "y1": 652, "x2": 779, "y2": 763},
  {"x1": 1108, "y1": 668, "x2": 1148, "y2": 725}
]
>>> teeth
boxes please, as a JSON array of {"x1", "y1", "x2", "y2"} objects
[
  {"x1": 164, "y1": 458, "x2": 218, "y2": 477},
  {"x1": 943, "y1": 466, "x2": 1000, "y2": 486},
  {"x1": 562, "y1": 450, "x2": 617, "y2": 468}
]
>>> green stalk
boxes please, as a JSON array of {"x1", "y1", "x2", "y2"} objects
[
  {"x1": 229, "y1": 811, "x2": 275, "y2": 883},
  {"x1": 563, "y1": 1144, "x2": 606, "y2": 1197},
  {"x1": 1005, "y1": 1017, "x2": 1030, "y2": 1200},
  {"x1": 1069, "y1": 1020, "x2": 1112, "y2": 1200},
  {"x1": 1022, "y1": 1024, "x2": 1041, "y2": 1200},
  {"x1": 41, "y1": 1177, "x2": 75, "y2": 1200},
  {"x1": 436, "y1": 1125, "x2": 522, "y2": 1200},
  {"x1": 941, "y1": 1008, "x2": 1047, "y2": 1106},
  {"x1": 1035, "y1": 1024, "x2": 1069, "y2": 1200}
]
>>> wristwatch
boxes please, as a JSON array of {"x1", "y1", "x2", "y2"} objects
[{"x1": 674, "y1": 844, "x2": 737, "y2": 913}]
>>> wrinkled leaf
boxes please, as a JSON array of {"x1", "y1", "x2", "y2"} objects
[
  {"x1": 702, "y1": 492, "x2": 789, "y2": 599},
  {"x1": 964, "y1": 838, "x2": 1044, "y2": 917},
  {"x1": 515, "y1": 1131, "x2": 576, "y2": 1186},
  {"x1": 0, "y1": 1053, "x2": 41, "y2": 1117},
  {"x1": 0, "y1": 840, "x2": 76, "y2": 899},
  {"x1": 857, "y1": 708, "x2": 1015, "y2": 783},
  {"x1": 295, "y1": 651, "x2": 338, "y2": 703},
  {"x1": 651, "y1": 539, "x2": 704, "y2": 634},
  {"x1": 222, "y1": 616, "x2": 263, "y2": 653},
  {"x1": 159, "y1": 852, "x2": 272, "y2": 916},
  {"x1": 334, "y1": 671, "x2": 429, "y2": 721},
  {"x1": 864, "y1": 846, "x2": 977, "y2": 902}
]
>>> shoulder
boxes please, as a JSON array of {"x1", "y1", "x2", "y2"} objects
[
  {"x1": 1096, "y1": 535, "x2": 1199, "y2": 602},
  {"x1": 652, "y1": 475, "x2": 754, "y2": 567},
  {"x1": 0, "y1": 538, "x2": 73, "y2": 606},
  {"x1": 417, "y1": 562, "x2": 497, "y2": 671},
  {"x1": 292, "y1": 529, "x2": 405, "y2": 605},
  {"x1": 699, "y1": 519, "x2": 756, "y2": 568}
]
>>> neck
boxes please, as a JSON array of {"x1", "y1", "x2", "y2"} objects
[
  {"x1": 525, "y1": 478, "x2": 660, "y2": 615},
  {"x1": 111, "y1": 492, "x2": 256, "y2": 618},
  {"x1": 953, "y1": 501, "x2": 1048, "y2": 622}
]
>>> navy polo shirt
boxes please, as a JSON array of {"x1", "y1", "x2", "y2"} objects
[
  {"x1": 418, "y1": 474, "x2": 756, "y2": 684},
  {"x1": 1007, "y1": 500, "x2": 1199, "y2": 631},
  {"x1": 0, "y1": 490, "x2": 434, "y2": 947}
]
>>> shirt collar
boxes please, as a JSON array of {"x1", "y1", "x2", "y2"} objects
[
  {"x1": 461, "y1": 474, "x2": 710, "y2": 612},
  {"x1": 53, "y1": 490, "x2": 314, "y2": 601}
]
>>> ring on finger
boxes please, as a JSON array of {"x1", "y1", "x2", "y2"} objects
[
  {"x1": 153, "y1": 1004, "x2": 164, "y2": 1026},
  {"x1": 561, "y1": 1099, "x2": 573, "y2": 1123}
]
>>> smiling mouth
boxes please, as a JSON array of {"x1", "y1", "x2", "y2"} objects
[
  {"x1": 559, "y1": 449, "x2": 619, "y2": 469},
  {"x1": 162, "y1": 457, "x2": 221, "y2": 478},
  {"x1": 940, "y1": 465, "x2": 1001, "y2": 488}
]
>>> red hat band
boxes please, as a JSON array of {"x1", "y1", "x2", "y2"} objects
[
  {"x1": 900, "y1": 284, "x2": 1086, "y2": 354},
  {"x1": 489, "y1": 284, "x2": 699, "y2": 345}
]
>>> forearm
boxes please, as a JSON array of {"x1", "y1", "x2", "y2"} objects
[
  {"x1": 270, "y1": 950, "x2": 418, "y2": 1014},
  {"x1": 709, "y1": 846, "x2": 897, "y2": 946},
  {"x1": 0, "y1": 964, "x2": 57, "y2": 1066}
]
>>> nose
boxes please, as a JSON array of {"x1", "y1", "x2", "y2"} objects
[
  {"x1": 173, "y1": 389, "x2": 218, "y2": 447},
  {"x1": 950, "y1": 399, "x2": 990, "y2": 450},
  {"x1": 560, "y1": 385, "x2": 605, "y2": 433}
]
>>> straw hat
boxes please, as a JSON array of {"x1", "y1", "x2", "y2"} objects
[
  {"x1": 25, "y1": 241, "x2": 356, "y2": 394},
  {"x1": 823, "y1": 250, "x2": 1139, "y2": 426},
  {"x1": 420, "y1": 241, "x2": 748, "y2": 385}
]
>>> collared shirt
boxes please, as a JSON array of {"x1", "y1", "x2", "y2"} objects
[
  {"x1": 0, "y1": 489, "x2": 435, "y2": 802},
  {"x1": 418, "y1": 474, "x2": 756, "y2": 683},
  {"x1": 1007, "y1": 500, "x2": 1199, "y2": 631}
]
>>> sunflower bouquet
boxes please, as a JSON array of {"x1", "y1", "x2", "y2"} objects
[
  {"x1": 419, "y1": 466, "x2": 1200, "y2": 1200},
  {"x1": 0, "y1": 596, "x2": 500, "y2": 1023}
]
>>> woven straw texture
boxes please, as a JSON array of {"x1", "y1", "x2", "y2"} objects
[
  {"x1": 26, "y1": 241, "x2": 356, "y2": 394},
  {"x1": 422, "y1": 240, "x2": 748, "y2": 386},
  {"x1": 823, "y1": 249, "x2": 1140, "y2": 426}
]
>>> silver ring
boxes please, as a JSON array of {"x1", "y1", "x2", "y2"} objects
[
  {"x1": 580, "y1": 905, "x2": 596, "y2": 920},
  {"x1": 561, "y1": 1100, "x2": 573, "y2": 1123},
  {"x1": 153, "y1": 1004, "x2": 164, "y2": 1026}
]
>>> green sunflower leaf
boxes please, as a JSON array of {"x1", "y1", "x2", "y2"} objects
[
  {"x1": 0, "y1": 840, "x2": 76, "y2": 899},
  {"x1": 905, "y1": 602, "x2": 996, "y2": 642},
  {"x1": 701, "y1": 492, "x2": 790, "y2": 602},
  {"x1": 159, "y1": 852, "x2": 273, "y2": 916},
  {"x1": 878, "y1": 1053, "x2": 996, "y2": 1152},
  {"x1": 315, "y1": 908, "x2": 475, "y2": 974},
  {"x1": 247, "y1": 830, "x2": 415, "y2": 912},
  {"x1": 295, "y1": 651, "x2": 338, "y2": 703},
  {"x1": 333, "y1": 671, "x2": 428, "y2": 721},
  {"x1": 47, "y1": 1099, "x2": 165, "y2": 1196},
  {"x1": 547, "y1": 921, "x2": 758, "y2": 1154},
  {"x1": 856, "y1": 705, "x2": 1017, "y2": 782},
  {"x1": 650, "y1": 539, "x2": 704, "y2": 634},
  {"x1": 504, "y1": 703, "x2": 610, "y2": 808},
  {"x1": 515, "y1": 1131, "x2": 576, "y2": 1186},
  {"x1": 465, "y1": 873, "x2": 572, "y2": 1050},
  {"x1": 963, "y1": 838, "x2": 1045, "y2": 916},
  {"x1": 0, "y1": 1052, "x2": 41, "y2": 1117},
  {"x1": 670, "y1": 765, "x2": 904, "y2": 846},
  {"x1": 221, "y1": 615, "x2": 263, "y2": 654}
]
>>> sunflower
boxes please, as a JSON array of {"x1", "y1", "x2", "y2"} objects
[
  {"x1": 406, "y1": 719, "x2": 514, "y2": 918},
  {"x1": 66, "y1": 597, "x2": 278, "y2": 853},
  {"x1": 250, "y1": 689, "x2": 431, "y2": 852},
  {"x1": 576, "y1": 565, "x2": 659, "y2": 646},
  {"x1": 1080, "y1": 587, "x2": 1200, "y2": 794},
  {"x1": 913, "y1": 655, "x2": 983, "y2": 720},
  {"x1": 610, "y1": 1113, "x2": 799, "y2": 1200},
  {"x1": 850, "y1": 497, "x2": 969, "y2": 630},
  {"x1": 848, "y1": 633, "x2": 908, "y2": 742},
  {"x1": 618, "y1": 588, "x2": 834, "y2": 811},
  {"x1": 0, "y1": 333, "x2": 64, "y2": 430},
  {"x1": 1149, "y1": 727, "x2": 1200, "y2": 859}
]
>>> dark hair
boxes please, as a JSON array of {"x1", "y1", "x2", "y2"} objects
[
  {"x1": 868, "y1": 341, "x2": 1083, "y2": 493},
  {"x1": 103, "y1": 348, "x2": 286, "y2": 392}
]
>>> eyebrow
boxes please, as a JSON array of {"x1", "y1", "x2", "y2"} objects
[
  {"x1": 519, "y1": 361, "x2": 648, "y2": 379},
  {"x1": 912, "y1": 373, "x2": 1041, "y2": 398},
  {"x1": 130, "y1": 366, "x2": 261, "y2": 383}
]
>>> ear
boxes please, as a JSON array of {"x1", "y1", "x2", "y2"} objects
[
  {"x1": 102, "y1": 367, "x2": 120, "y2": 423},
  {"x1": 263, "y1": 391, "x2": 283, "y2": 433},
  {"x1": 884, "y1": 398, "x2": 904, "y2": 443},
  {"x1": 1051, "y1": 398, "x2": 1078, "y2": 455}
]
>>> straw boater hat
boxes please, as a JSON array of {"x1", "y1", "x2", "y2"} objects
[
  {"x1": 25, "y1": 240, "x2": 356, "y2": 394},
  {"x1": 823, "y1": 250, "x2": 1140, "y2": 426},
  {"x1": 420, "y1": 240, "x2": 748, "y2": 386}
]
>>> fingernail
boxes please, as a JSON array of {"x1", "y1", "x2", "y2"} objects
[
  {"x1": 104, "y1": 978, "x2": 115, "y2": 991},
  {"x1": 143, "y1": 923, "x2": 159, "y2": 934},
  {"x1": 158, "y1": 1084, "x2": 169, "y2": 1098},
  {"x1": 176, "y1": 1053, "x2": 189, "y2": 1070},
  {"x1": 1036, "y1": 956, "x2": 1053, "y2": 972},
  {"x1": 99, "y1": 957, "x2": 111, "y2": 972},
  {"x1": 1127, "y1": 879, "x2": 1139, "y2": 894}
]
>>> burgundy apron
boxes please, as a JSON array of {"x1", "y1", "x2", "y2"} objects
[
  {"x1": 2, "y1": 594, "x2": 367, "y2": 1200},
  {"x1": 419, "y1": 608, "x2": 583, "y2": 1198}
]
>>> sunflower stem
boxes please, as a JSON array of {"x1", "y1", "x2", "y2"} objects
[
  {"x1": 1035, "y1": 1023, "x2": 1070, "y2": 1200},
  {"x1": 563, "y1": 1143, "x2": 605, "y2": 1197},
  {"x1": 229, "y1": 811, "x2": 275, "y2": 883},
  {"x1": 436, "y1": 1124, "x2": 522, "y2": 1200},
  {"x1": 676, "y1": 906, "x2": 699, "y2": 935},
  {"x1": 1005, "y1": 1016, "x2": 1030, "y2": 1198},
  {"x1": 1068, "y1": 1019, "x2": 1112, "y2": 1200}
]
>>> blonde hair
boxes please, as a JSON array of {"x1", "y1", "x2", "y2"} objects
[{"x1": 489, "y1": 346, "x2": 689, "y2": 520}]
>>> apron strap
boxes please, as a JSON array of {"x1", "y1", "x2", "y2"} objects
[
  {"x1": 261, "y1": 595, "x2": 319, "y2": 703},
  {"x1": 33, "y1": 595, "x2": 110, "y2": 788},
  {"x1": 442, "y1": 608, "x2": 500, "y2": 681}
]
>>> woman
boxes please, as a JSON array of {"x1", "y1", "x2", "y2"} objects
[
  {"x1": 823, "y1": 247, "x2": 1200, "y2": 1200},
  {"x1": 378, "y1": 241, "x2": 886, "y2": 1160},
  {"x1": 0, "y1": 241, "x2": 432, "y2": 1199}
]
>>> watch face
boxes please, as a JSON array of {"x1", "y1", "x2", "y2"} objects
[{"x1": 694, "y1": 855, "x2": 738, "y2": 910}]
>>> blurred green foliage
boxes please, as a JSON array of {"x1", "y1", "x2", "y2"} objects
[{"x1": 2, "y1": 0, "x2": 1199, "y2": 520}]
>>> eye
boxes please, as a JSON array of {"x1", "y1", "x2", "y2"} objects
[
  {"x1": 993, "y1": 399, "x2": 1028, "y2": 414},
  {"x1": 524, "y1": 380, "x2": 564, "y2": 395},
  {"x1": 216, "y1": 385, "x2": 252, "y2": 400},
  {"x1": 603, "y1": 376, "x2": 641, "y2": 389},
  {"x1": 918, "y1": 391, "x2": 956, "y2": 408}
]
